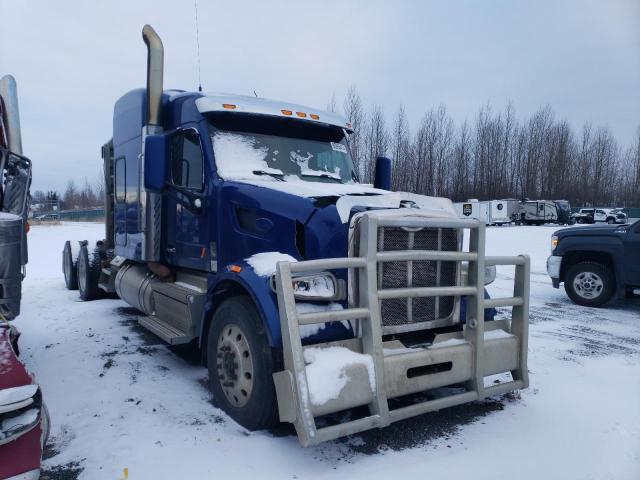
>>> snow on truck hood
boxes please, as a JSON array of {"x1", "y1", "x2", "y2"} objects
[{"x1": 233, "y1": 179, "x2": 457, "y2": 223}]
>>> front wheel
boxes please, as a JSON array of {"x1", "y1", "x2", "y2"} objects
[
  {"x1": 607, "y1": 218, "x2": 615, "y2": 224},
  {"x1": 564, "y1": 261, "x2": 615, "y2": 307},
  {"x1": 207, "y1": 296, "x2": 278, "y2": 430}
]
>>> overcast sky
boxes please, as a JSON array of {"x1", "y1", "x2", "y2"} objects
[{"x1": 1, "y1": 0, "x2": 639, "y2": 193}]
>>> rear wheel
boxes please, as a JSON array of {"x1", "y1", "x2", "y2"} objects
[
  {"x1": 77, "y1": 244, "x2": 103, "y2": 301},
  {"x1": 564, "y1": 261, "x2": 615, "y2": 307},
  {"x1": 62, "y1": 241, "x2": 78, "y2": 290},
  {"x1": 207, "y1": 296, "x2": 278, "y2": 430}
]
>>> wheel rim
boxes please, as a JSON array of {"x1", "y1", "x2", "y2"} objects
[
  {"x1": 573, "y1": 271, "x2": 604, "y2": 299},
  {"x1": 216, "y1": 324, "x2": 254, "y2": 407},
  {"x1": 78, "y1": 253, "x2": 87, "y2": 292}
]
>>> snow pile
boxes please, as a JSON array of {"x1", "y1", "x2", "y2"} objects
[
  {"x1": 212, "y1": 132, "x2": 283, "y2": 181},
  {"x1": 246, "y1": 252, "x2": 297, "y2": 276},
  {"x1": 295, "y1": 303, "x2": 349, "y2": 339},
  {"x1": 303, "y1": 346, "x2": 375, "y2": 406},
  {"x1": 430, "y1": 338, "x2": 467, "y2": 349},
  {"x1": 484, "y1": 329, "x2": 515, "y2": 341}
]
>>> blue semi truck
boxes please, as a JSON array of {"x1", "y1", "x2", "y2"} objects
[{"x1": 62, "y1": 25, "x2": 531, "y2": 446}]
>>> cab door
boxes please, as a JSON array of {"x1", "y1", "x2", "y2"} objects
[
  {"x1": 624, "y1": 221, "x2": 640, "y2": 286},
  {"x1": 595, "y1": 209, "x2": 606, "y2": 222},
  {"x1": 164, "y1": 128, "x2": 208, "y2": 270}
]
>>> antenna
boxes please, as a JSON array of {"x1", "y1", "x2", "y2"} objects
[{"x1": 194, "y1": 0, "x2": 203, "y2": 92}]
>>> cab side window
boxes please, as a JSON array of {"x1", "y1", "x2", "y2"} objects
[{"x1": 171, "y1": 130, "x2": 204, "y2": 191}]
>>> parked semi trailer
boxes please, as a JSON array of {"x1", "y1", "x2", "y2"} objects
[
  {"x1": 62, "y1": 26, "x2": 530, "y2": 446},
  {"x1": 454, "y1": 199, "x2": 511, "y2": 225}
]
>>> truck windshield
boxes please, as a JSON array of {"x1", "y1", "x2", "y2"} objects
[{"x1": 207, "y1": 113, "x2": 357, "y2": 184}]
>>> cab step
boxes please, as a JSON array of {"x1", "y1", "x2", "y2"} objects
[{"x1": 138, "y1": 315, "x2": 191, "y2": 345}]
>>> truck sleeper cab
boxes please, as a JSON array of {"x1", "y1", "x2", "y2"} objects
[{"x1": 62, "y1": 25, "x2": 530, "y2": 446}]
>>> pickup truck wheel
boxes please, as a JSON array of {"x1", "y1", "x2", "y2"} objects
[
  {"x1": 62, "y1": 241, "x2": 79, "y2": 290},
  {"x1": 564, "y1": 262, "x2": 614, "y2": 307},
  {"x1": 607, "y1": 218, "x2": 615, "y2": 224},
  {"x1": 577, "y1": 218, "x2": 585, "y2": 224},
  {"x1": 207, "y1": 296, "x2": 278, "y2": 430},
  {"x1": 77, "y1": 244, "x2": 102, "y2": 301}
]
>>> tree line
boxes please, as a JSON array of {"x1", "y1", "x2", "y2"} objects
[
  {"x1": 37, "y1": 89, "x2": 640, "y2": 210},
  {"x1": 32, "y1": 178, "x2": 104, "y2": 211},
  {"x1": 339, "y1": 87, "x2": 640, "y2": 207}
]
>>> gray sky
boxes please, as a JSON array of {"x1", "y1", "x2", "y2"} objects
[{"x1": 1, "y1": 0, "x2": 639, "y2": 193}]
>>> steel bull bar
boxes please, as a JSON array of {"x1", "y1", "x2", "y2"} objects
[{"x1": 273, "y1": 215, "x2": 530, "y2": 446}]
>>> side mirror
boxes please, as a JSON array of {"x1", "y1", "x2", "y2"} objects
[
  {"x1": 144, "y1": 134, "x2": 168, "y2": 193},
  {"x1": 373, "y1": 156, "x2": 392, "y2": 191}
]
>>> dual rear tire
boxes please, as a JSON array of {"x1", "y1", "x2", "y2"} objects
[{"x1": 62, "y1": 241, "x2": 103, "y2": 300}]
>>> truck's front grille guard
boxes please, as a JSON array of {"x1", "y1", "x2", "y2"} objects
[{"x1": 274, "y1": 215, "x2": 530, "y2": 446}]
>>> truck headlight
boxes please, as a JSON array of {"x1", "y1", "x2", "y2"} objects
[
  {"x1": 551, "y1": 235, "x2": 558, "y2": 253},
  {"x1": 271, "y1": 272, "x2": 346, "y2": 301}
]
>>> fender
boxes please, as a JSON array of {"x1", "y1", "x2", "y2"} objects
[{"x1": 201, "y1": 260, "x2": 282, "y2": 348}]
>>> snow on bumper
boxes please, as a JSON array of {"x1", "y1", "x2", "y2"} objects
[{"x1": 272, "y1": 214, "x2": 530, "y2": 446}]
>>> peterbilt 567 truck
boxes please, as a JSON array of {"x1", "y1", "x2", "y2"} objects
[{"x1": 62, "y1": 25, "x2": 530, "y2": 446}]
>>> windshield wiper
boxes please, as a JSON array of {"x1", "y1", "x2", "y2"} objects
[
  {"x1": 301, "y1": 173, "x2": 343, "y2": 183},
  {"x1": 252, "y1": 170, "x2": 285, "y2": 181}
]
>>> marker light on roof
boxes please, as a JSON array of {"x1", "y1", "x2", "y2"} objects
[
  {"x1": 222, "y1": 104, "x2": 237, "y2": 109},
  {"x1": 281, "y1": 109, "x2": 292, "y2": 116},
  {"x1": 296, "y1": 112, "x2": 307, "y2": 118},
  {"x1": 310, "y1": 114, "x2": 320, "y2": 120}
]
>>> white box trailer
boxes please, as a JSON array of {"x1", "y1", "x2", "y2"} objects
[{"x1": 454, "y1": 200, "x2": 511, "y2": 225}]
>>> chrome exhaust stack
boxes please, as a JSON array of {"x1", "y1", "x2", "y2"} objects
[
  {"x1": 142, "y1": 25, "x2": 164, "y2": 130},
  {"x1": 0, "y1": 75, "x2": 23, "y2": 156},
  {"x1": 140, "y1": 25, "x2": 164, "y2": 262}
]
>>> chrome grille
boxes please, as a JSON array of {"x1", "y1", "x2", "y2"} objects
[{"x1": 377, "y1": 226, "x2": 458, "y2": 331}]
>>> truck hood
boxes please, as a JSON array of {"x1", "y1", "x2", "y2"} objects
[
  {"x1": 221, "y1": 180, "x2": 457, "y2": 265},
  {"x1": 229, "y1": 179, "x2": 456, "y2": 223},
  {"x1": 556, "y1": 224, "x2": 627, "y2": 238}
]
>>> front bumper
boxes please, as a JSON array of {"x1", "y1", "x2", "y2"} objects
[
  {"x1": 547, "y1": 255, "x2": 562, "y2": 287},
  {"x1": 273, "y1": 215, "x2": 530, "y2": 446}
]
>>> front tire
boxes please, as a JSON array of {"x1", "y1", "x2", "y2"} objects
[
  {"x1": 607, "y1": 218, "x2": 615, "y2": 224},
  {"x1": 77, "y1": 244, "x2": 102, "y2": 301},
  {"x1": 564, "y1": 261, "x2": 615, "y2": 307},
  {"x1": 62, "y1": 241, "x2": 78, "y2": 290},
  {"x1": 207, "y1": 296, "x2": 278, "y2": 430}
]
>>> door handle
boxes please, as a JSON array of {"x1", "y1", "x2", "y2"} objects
[{"x1": 166, "y1": 247, "x2": 176, "y2": 253}]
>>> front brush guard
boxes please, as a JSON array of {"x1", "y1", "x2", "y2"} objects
[{"x1": 273, "y1": 215, "x2": 530, "y2": 446}]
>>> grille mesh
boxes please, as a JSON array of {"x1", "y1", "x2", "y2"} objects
[{"x1": 377, "y1": 226, "x2": 458, "y2": 329}]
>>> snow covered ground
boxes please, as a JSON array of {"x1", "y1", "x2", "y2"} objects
[{"x1": 11, "y1": 222, "x2": 640, "y2": 479}]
